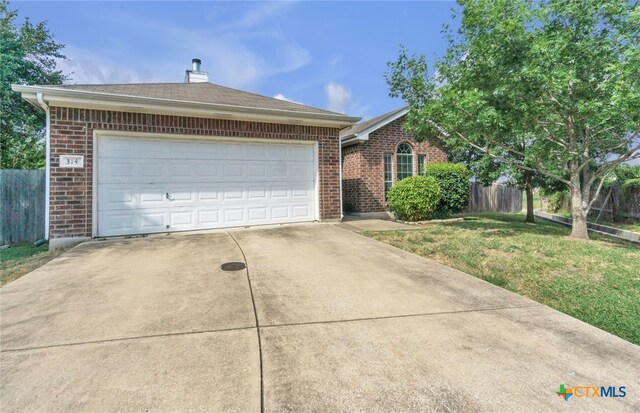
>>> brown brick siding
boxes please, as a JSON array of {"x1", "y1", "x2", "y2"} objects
[
  {"x1": 341, "y1": 116, "x2": 447, "y2": 213},
  {"x1": 49, "y1": 107, "x2": 341, "y2": 239}
]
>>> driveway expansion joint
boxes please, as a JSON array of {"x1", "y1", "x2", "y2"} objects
[
  {"x1": 260, "y1": 304, "x2": 544, "y2": 330},
  {"x1": 0, "y1": 325, "x2": 256, "y2": 353},
  {"x1": 228, "y1": 231, "x2": 265, "y2": 413}
]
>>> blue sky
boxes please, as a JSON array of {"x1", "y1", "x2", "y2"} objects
[{"x1": 13, "y1": 1, "x2": 460, "y2": 119}]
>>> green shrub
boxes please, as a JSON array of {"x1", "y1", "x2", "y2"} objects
[
  {"x1": 387, "y1": 176, "x2": 442, "y2": 221},
  {"x1": 545, "y1": 190, "x2": 571, "y2": 213},
  {"x1": 422, "y1": 163, "x2": 471, "y2": 217},
  {"x1": 622, "y1": 178, "x2": 640, "y2": 191},
  {"x1": 614, "y1": 165, "x2": 640, "y2": 184}
]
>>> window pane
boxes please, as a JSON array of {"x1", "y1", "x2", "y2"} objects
[
  {"x1": 396, "y1": 143, "x2": 414, "y2": 181},
  {"x1": 418, "y1": 155, "x2": 426, "y2": 175},
  {"x1": 384, "y1": 153, "x2": 392, "y2": 199}
]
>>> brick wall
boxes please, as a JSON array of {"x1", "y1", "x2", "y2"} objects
[
  {"x1": 341, "y1": 116, "x2": 447, "y2": 213},
  {"x1": 49, "y1": 107, "x2": 341, "y2": 239},
  {"x1": 341, "y1": 144, "x2": 361, "y2": 212}
]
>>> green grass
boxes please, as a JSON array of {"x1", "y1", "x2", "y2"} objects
[
  {"x1": 364, "y1": 213, "x2": 640, "y2": 345},
  {"x1": 1, "y1": 243, "x2": 48, "y2": 261},
  {"x1": 1, "y1": 243, "x2": 65, "y2": 287}
]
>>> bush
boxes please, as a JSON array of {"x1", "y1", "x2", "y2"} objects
[
  {"x1": 614, "y1": 165, "x2": 640, "y2": 184},
  {"x1": 387, "y1": 176, "x2": 442, "y2": 221},
  {"x1": 615, "y1": 165, "x2": 640, "y2": 191},
  {"x1": 422, "y1": 163, "x2": 471, "y2": 217},
  {"x1": 545, "y1": 190, "x2": 571, "y2": 213},
  {"x1": 622, "y1": 178, "x2": 640, "y2": 191}
]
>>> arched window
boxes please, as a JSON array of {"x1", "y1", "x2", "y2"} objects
[{"x1": 396, "y1": 142, "x2": 413, "y2": 181}]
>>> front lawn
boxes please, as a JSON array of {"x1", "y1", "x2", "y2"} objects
[
  {"x1": 553, "y1": 211, "x2": 640, "y2": 233},
  {"x1": 0, "y1": 243, "x2": 66, "y2": 287},
  {"x1": 364, "y1": 213, "x2": 640, "y2": 345}
]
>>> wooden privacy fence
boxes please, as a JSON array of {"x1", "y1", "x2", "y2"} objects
[
  {"x1": 466, "y1": 183, "x2": 523, "y2": 213},
  {"x1": 0, "y1": 170, "x2": 46, "y2": 245},
  {"x1": 589, "y1": 185, "x2": 640, "y2": 219}
]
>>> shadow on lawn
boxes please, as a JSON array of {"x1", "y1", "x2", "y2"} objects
[
  {"x1": 438, "y1": 214, "x2": 640, "y2": 251},
  {"x1": 439, "y1": 214, "x2": 569, "y2": 238}
]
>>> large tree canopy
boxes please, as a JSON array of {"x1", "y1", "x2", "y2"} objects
[
  {"x1": 0, "y1": 0, "x2": 66, "y2": 169},
  {"x1": 386, "y1": 0, "x2": 640, "y2": 239}
]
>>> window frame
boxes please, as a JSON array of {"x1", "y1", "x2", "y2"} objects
[
  {"x1": 418, "y1": 154, "x2": 427, "y2": 175},
  {"x1": 384, "y1": 153, "x2": 393, "y2": 198},
  {"x1": 396, "y1": 142, "x2": 414, "y2": 181}
]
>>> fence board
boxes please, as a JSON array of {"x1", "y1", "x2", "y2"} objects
[
  {"x1": 589, "y1": 185, "x2": 640, "y2": 219},
  {"x1": 466, "y1": 183, "x2": 523, "y2": 213},
  {"x1": 0, "y1": 170, "x2": 46, "y2": 245}
]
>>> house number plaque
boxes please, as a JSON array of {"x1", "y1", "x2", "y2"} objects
[{"x1": 59, "y1": 155, "x2": 84, "y2": 168}]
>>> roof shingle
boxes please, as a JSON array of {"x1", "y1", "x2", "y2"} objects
[
  {"x1": 340, "y1": 106, "x2": 408, "y2": 138},
  {"x1": 47, "y1": 82, "x2": 341, "y2": 116}
]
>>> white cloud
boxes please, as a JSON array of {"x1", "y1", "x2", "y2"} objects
[
  {"x1": 325, "y1": 82, "x2": 352, "y2": 114},
  {"x1": 273, "y1": 93, "x2": 303, "y2": 105},
  {"x1": 57, "y1": 46, "x2": 181, "y2": 84},
  {"x1": 57, "y1": 3, "x2": 310, "y2": 89},
  {"x1": 225, "y1": 1, "x2": 296, "y2": 30},
  {"x1": 173, "y1": 30, "x2": 310, "y2": 90}
]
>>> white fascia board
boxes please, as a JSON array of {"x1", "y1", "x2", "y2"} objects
[
  {"x1": 340, "y1": 133, "x2": 369, "y2": 147},
  {"x1": 12, "y1": 85, "x2": 361, "y2": 129},
  {"x1": 339, "y1": 107, "x2": 409, "y2": 147}
]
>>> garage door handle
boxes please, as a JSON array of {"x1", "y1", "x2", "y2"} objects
[{"x1": 166, "y1": 192, "x2": 172, "y2": 201}]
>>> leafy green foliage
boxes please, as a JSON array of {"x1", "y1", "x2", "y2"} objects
[
  {"x1": 386, "y1": 0, "x2": 640, "y2": 239},
  {"x1": 422, "y1": 163, "x2": 471, "y2": 216},
  {"x1": 615, "y1": 165, "x2": 640, "y2": 190},
  {"x1": 386, "y1": 176, "x2": 442, "y2": 221},
  {"x1": 545, "y1": 190, "x2": 571, "y2": 213},
  {"x1": 622, "y1": 178, "x2": 640, "y2": 191},
  {"x1": 615, "y1": 165, "x2": 640, "y2": 183},
  {"x1": 0, "y1": 0, "x2": 66, "y2": 169}
]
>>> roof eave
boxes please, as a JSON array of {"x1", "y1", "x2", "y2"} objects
[
  {"x1": 12, "y1": 84, "x2": 361, "y2": 129},
  {"x1": 338, "y1": 106, "x2": 409, "y2": 145},
  {"x1": 340, "y1": 132, "x2": 369, "y2": 147}
]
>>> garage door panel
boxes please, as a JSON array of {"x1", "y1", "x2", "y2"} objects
[
  {"x1": 292, "y1": 204, "x2": 311, "y2": 218},
  {"x1": 223, "y1": 208, "x2": 245, "y2": 223},
  {"x1": 99, "y1": 183, "x2": 314, "y2": 211},
  {"x1": 139, "y1": 210, "x2": 168, "y2": 232},
  {"x1": 169, "y1": 210, "x2": 195, "y2": 228},
  {"x1": 98, "y1": 136, "x2": 317, "y2": 236},
  {"x1": 99, "y1": 137, "x2": 314, "y2": 161},
  {"x1": 100, "y1": 159, "x2": 311, "y2": 184},
  {"x1": 197, "y1": 209, "x2": 220, "y2": 226}
]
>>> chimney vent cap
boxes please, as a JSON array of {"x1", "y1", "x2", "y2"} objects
[{"x1": 192, "y1": 58, "x2": 202, "y2": 72}]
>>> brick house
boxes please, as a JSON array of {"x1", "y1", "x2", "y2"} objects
[
  {"x1": 13, "y1": 59, "x2": 359, "y2": 248},
  {"x1": 341, "y1": 107, "x2": 447, "y2": 215}
]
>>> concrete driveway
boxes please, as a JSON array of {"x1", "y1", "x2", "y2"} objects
[{"x1": 1, "y1": 224, "x2": 638, "y2": 412}]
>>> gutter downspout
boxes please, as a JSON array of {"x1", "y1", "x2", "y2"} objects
[
  {"x1": 338, "y1": 136, "x2": 344, "y2": 221},
  {"x1": 36, "y1": 92, "x2": 50, "y2": 240}
]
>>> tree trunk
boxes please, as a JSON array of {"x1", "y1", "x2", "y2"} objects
[
  {"x1": 524, "y1": 171, "x2": 535, "y2": 223},
  {"x1": 569, "y1": 185, "x2": 589, "y2": 239}
]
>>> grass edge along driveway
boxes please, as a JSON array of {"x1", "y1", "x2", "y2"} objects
[
  {"x1": 364, "y1": 213, "x2": 640, "y2": 345},
  {"x1": 1, "y1": 243, "x2": 66, "y2": 287}
]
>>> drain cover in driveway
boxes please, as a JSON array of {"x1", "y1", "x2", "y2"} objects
[{"x1": 221, "y1": 262, "x2": 246, "y2": 271}]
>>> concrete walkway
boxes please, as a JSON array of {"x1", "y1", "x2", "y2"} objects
[
  {"x1": 1, "y1": 224, "x2": 638, "y2": 412},
  {"x1": 334, "y1": 216, "x2": 416, "y2": 232}
]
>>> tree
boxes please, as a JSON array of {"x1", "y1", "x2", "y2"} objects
[
  {"x1": 385, "y1": 0, "x2": 640, "y2": 239},
  {"x1": 1, "y1": 0, "x2": 66, "y2": 169}
]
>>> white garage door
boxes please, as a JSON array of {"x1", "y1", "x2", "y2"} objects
[{"x1": 96, "y1": 135, "x2": 317, "y2": 237}]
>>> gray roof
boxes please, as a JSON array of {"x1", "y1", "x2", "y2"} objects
[
  {"x1": 48, "y1": 82, "x2": 341, "y2": 116},
  {"x1": 340, "y1": 106, "x2": 408, "y2": 139}
]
